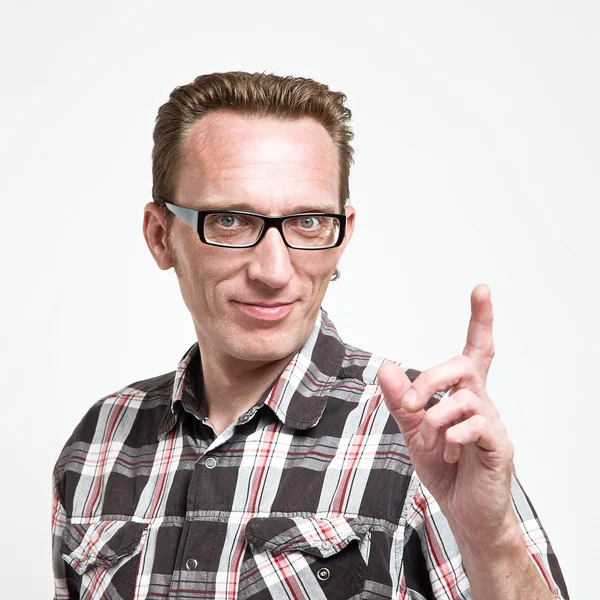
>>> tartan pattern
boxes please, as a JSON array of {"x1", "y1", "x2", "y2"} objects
[
  {"x1": 61, "y1": 520, "x2": 148, "y2": 575},
  {"x1": 52, "y1": 308, "x2": 568, "y2": 599},
  {"x1": 244, "y1": 515, "x2": 368, "y2": 558}
]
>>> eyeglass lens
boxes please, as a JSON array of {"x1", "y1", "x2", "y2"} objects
[{"x1": 204, "y1": 214, "x2": 341, "y2": 248}]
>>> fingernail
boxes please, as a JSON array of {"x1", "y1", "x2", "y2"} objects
[
  {"x1": 403, "y1": 389, "x2": 417, "y2": 409},
  {"x1": 416, "y1": 433, "x2": 425, "y2": 448},
  {"x1": 444, "y1": 447, "x2": 460, "y2": 463}
]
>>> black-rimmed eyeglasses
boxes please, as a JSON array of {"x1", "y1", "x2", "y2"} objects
[{"x1": 164, "y1": 202, "x2": 346, "y2": 250}]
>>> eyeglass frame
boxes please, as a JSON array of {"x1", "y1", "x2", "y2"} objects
[{"x1": 164, "y1": 202, "x2": 347, "y2": 250}]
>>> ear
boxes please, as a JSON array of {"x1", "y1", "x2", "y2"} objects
[
  {"x1": 143, "y1": 202, "x2": 174, "y2": 270},
  {"x1": 339, "y1": 204, "x2": 356, "y2": 255}
]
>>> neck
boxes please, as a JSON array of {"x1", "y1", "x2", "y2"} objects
[{"x1": 196, "y1": 341, "x2": 295, "y2": 435}]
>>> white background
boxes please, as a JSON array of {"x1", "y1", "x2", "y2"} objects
[{"x1": 1, "y1": 1, "x2": 598, "y2": 597}]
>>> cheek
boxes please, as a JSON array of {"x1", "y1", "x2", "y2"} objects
[
  {"x1": 179, "y1": 244, "x2": 243, "y2": 300},
  {"x1": 312, "y1": 249, "x2": 339, "y2": 274},
  {"x1": 171, "y1": 237, "x2": 211, "y2": 296},
  {"x1": 295, "y1": 252, "x2": 338, "y2": 290}
]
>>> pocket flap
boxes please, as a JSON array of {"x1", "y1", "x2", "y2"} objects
[
  {"x1": 60, "y1": 520, "x2": 147, "y2": 575},
  {"x1": 245, "y1": 516, "x2": 369, "y2": 558}
]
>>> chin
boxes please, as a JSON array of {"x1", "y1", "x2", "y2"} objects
[{"x1": 225, "y1": 323, "x2": 305, "y2": 363}]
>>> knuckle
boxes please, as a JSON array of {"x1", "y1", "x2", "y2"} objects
[
  {"x1": 423, "y1": 410, "x2": 442, "y2": 431},
  {"x1": 414, "y1": 370, "x2": 433, "y2": 394},
  {"x1": 445, "y1": 429, "x2": 462, "y2": 447},
  {"x1": 506, "y1": 440, "x2": 515, "y2": 461},
  {"x1": 461, "y1": 390, "x2": 478, "y2": 412},
  {"x1": 471, "y1": 414, "x2": 488, "y2": 433},
  {"x1": 451, "y1": 389, "x2": 477, "y2": 416}
]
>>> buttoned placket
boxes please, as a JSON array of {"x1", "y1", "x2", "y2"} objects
[{"x1": 168, "y1": 407, "x2": 268, "y2": 598}]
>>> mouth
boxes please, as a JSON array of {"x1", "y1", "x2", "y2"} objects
[{"x1": 232, "y1": 300, "x2": 296, "y2": 321}]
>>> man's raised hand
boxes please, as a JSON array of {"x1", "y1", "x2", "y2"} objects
[{"x1": 377, "y1": 284, "x2": 517, "y2": 545}]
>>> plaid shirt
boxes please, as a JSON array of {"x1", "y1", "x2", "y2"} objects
[{"x1": 52, "y1": 309, "x2": 568, "y2": 599}]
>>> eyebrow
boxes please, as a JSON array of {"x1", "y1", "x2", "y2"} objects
[{"x1": 198, "y1": 198, "x2": 340, "y2": 214}]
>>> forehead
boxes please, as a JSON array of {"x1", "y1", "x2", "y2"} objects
[{"x1": 175, "y1": 111, "x2": 340, "y2": 211}]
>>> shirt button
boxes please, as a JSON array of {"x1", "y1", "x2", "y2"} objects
[
  {"x1": 320, "y1": 540, "x2": 332, "y2": 551},
  {"x1": 186, "y1": 558, "x2": 198, "y2": 570},
  {"x1": 317, "y1": 567, "x2": 330, "y2": 581},
  {"x1": 205, "y1": 457, "x2": 217, "y2": 469}
]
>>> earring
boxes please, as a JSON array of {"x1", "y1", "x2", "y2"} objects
[{"x1": 330, "y1": 268, "x2": 340, "y2": 282}]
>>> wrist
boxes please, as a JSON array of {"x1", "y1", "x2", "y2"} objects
[
  {"x1": 460, "y1": 522, "x2": 525, "y2": 567},
  {"x1": 449, "y1": 511, "x2": 524, "y2": 563},
  {"x1": 451, "y1": 519, "x2": 555, "y2": 600}
]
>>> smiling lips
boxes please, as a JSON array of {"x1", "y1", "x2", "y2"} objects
[{"x1": 233, "y1": 300, "x2": 296, "y2": 321}]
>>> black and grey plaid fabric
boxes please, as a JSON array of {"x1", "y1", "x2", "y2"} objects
[{"x1": 52, "y1": 309, "x2": 568, "y2": 599}]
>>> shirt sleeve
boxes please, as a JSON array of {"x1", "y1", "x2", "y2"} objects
[
  {"x1": 402, "y1": 474, "x2": 569, "y2": 599},
  {"x1": 509, "y1": 474, "x2": 569, "y2": 599},
  {"x1": 52, "y1": 484, "x2": 80, "y2": 600}
]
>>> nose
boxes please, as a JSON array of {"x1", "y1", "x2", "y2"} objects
[{"x1": 246, "y1": 227, "x2": 294, "y2": 289}]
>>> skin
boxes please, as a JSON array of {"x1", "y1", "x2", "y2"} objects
[
  {"x1": 378, "y1": 285, "x2": 554, "y2": 599},
  {"x1": 143, "y1": 112, "x2": 355, "y2": 433},
  {"x1": 144, "y1": 111, "x2": 554, "y2": 598}
]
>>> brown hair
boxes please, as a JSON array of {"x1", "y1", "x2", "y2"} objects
[{"x1": 152, "y1": 71, "x2": 354, "y2": 214}]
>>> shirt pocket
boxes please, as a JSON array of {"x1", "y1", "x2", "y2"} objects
[
  {"x1": 60, "y1": 519, "x2": 148, "y2": 599},
  {"x1": 241, "y1": 515, "x2": 371, "y2": 600}
]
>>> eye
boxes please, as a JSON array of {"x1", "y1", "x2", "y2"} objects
[
  {"x1": 298, "y1": 216, "x2": 318, "y2": 229},
  {"x1": 217, "y1": 214, "x2": 239, "y2": 228}
]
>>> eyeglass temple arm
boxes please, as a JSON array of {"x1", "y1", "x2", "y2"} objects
[{"x1": 164, "y1": 203, "x2": 199, "y2": 231}]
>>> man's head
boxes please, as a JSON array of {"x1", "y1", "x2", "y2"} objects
[{"x1": 143, "y1": 72, "x2": 356, "y2": 367}]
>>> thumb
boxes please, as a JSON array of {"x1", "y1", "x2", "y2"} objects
[{"x1": 377, "y1": 361, "x2": 423, "y2": 442}]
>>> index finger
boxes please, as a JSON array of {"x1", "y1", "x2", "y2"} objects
[{"x1": 463, "y1": 283, "x2": 495, "y2": 380}]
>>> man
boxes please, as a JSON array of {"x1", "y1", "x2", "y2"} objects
[{"x1": 52, "y1": 72, "x2": 568, "y2": 599}]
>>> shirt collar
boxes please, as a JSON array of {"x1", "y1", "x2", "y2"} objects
[{"x1": 158, "y1": 308, "x2": 346, "y2": 438}]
